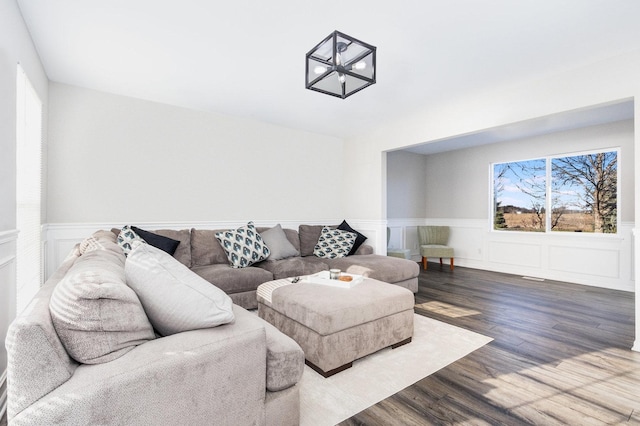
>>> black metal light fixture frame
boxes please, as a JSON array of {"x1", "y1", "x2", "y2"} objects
[{"x1": 305, "y1": 30, "x2": 376, "y2": 99}]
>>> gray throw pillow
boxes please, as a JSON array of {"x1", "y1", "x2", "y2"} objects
[
  {"x1": 125, "y1": 242, "x2": 235, "y2": 336},
  {"x1": 261, "y1": 224, "x2": 300, "y2": 261}
]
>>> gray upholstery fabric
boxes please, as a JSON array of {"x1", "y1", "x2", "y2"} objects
[
  {"x1": 326, "y1": 254, "x2": 420, "y2": 285},
  {"x1": 260, "y1": 303, "x2": 414, "y2": 373},
  {"x1": 154, "y1": 228, "x2": 192, "y2": 267},
  {"x1": 234, "y1": 306, "x2": 304, "y2": 392},
  {"x1": 298, "y1": 224, "x2": 326, "y2": 256},
  {"x1": 9, "y1": 236, "x2": 305, "y2": 426},
  {"x1": 266, "y1": 386, "x2": 300, "y2": 426},
  {"x1": 260, "y1": 224, "x2": 300, "y2": 261},
  {"x1": 190, "y1": 228, "x2": 230, "y2": 266},
  {"x1": 256, "y1": 256, "x2": 328, "y2": 280},
  {"x1": 10, "y1": 323, "x2": 268, "y2": 425},
  {"x1": 262, "y1": 279, "x2": 414, "y2": 336},
  {"x1": 191, "y1": 263, "x2": 273, "y2": 294},
  {"x1": 6, "y1": 249, "x2": 80, "y2": 418},
  {"x1": 230, "y1": 290, "x2": 260, "y2": 310},
  {"x1": 125, "y1": 243, "x2": 235, "y2": 336},
  {"x1": 49, "y1": 239, "x2": 155, "y2": 364}
]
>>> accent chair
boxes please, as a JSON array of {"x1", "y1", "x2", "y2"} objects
[{"x1": 418, "y1": 225, "x2": 454, "y2": 270}]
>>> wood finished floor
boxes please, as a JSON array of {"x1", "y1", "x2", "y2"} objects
[{"x1": 340, "y1": 263, "x2": 639, "y2": 426}]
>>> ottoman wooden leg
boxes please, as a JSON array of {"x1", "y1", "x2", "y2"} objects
[{"x1": 306, "y1": 359, "x2": 353, "y2": 378}]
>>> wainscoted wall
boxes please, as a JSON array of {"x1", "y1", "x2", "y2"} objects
[
  {"x1": 388, "y1": 218, "x2": 635, "y2": 292},
  {"x1": 0, "y1": 230, "x2": 18, "y2": 420},
  {"x1": 44, "y1": 220, "x2": 387, "y2": 279}
]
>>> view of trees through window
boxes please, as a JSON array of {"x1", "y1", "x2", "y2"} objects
[{"x1": 493, "y1": 150, "x2": 618, "y2": 233}]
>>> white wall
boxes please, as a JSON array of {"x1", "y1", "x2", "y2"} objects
[
  {"x1": 386, "y1": 150, "x2": 427, "y2": 219},
  {"x1": 44, "y1": 84, "x2": 385, "y2": 277},
  {"x1": 47, "y1": 83, "x2": 344, "y2": 224},
  {"x1": 342, "y1": 49, "x2": 640, "y2": 348},
  {"x1": 425, "y1": 119, "x2": 634, "y2": 221},
  {"x1": 0, "y1": 0, "x2": 49, "y2": 417},
  {"x1": 389, "y1": 120, "x2": 635, "y2": 291}
]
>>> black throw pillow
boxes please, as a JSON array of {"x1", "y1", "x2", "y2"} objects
[
  {"x1": 131, "y1": 226, "x2": 180, "y2": 256},
  {"x1": 337, "y1": 220, "x2": 367, "y2": 256}
]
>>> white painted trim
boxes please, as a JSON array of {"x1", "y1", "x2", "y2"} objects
[
  {"x1": 0, "y1": 230, "x2": 19, "y2": 244},
  {"x1": 0, "y1": 368, "x2": 6, "y2": 421}
]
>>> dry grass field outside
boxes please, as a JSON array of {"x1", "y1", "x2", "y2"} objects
[{"x1": 502, "y1": 212, "x2": 596, "y2": 232}]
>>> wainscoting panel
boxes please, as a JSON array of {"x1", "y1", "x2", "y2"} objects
[
  {"x1": 385, "y1": 218, "x2": 635, "y2": 292},
  {"x1": 488, "y1": 241, "x2": 542, "y2": 268},
  {"x1": 549, "y1": 245, "x2": 620, "y2": 278}
]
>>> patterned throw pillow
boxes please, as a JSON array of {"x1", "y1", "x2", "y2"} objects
[
  {"x1": 117, "y1": 225, "x2": 146, "y2": 256},
  {"x1": 215, "y1": 222, "x2": 270, "y2": 268},
  {"x1": 313, "y1": 226, "x2": 357, "y2": 259}
]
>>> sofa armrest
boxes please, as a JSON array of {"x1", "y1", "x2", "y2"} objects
[
  {"x1": 355, "y1": 244, "x2": 374, "y2": 255},
  {"x1": 232, "y1": 306, "x2": 304, "y2": 392},
  {"x1": 11, "y1": 324, "x2": 268, "y2": 425}
]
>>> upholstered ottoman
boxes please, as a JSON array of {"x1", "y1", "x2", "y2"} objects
[{"x1": 257, "y1": 278, "x2": 414, "y2": 377}]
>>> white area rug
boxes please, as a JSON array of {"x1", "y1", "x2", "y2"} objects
[{"x1": 299, "y1": 314, "x2": 493, "y2": 426}]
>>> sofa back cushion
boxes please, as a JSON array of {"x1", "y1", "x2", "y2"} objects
[
  {"x1": 152, "y1": 229, "x2": 192, "y2": 267},
  {"x1": 191, "y1": 229, "x2": 230, "y2": 266},
  {"x1": 49, "y1": 232, "x2": 155, "y2": 364},
  {"x1": 298, "y1": 224, "x2": 327, "y2": 257}
]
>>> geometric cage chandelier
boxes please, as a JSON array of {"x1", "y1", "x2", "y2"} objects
[{"x1": 305, "y1": 30, "x2": 376, "y2": 99}]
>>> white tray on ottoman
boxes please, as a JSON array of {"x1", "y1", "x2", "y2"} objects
[{"x1": 257, "y1": 277, "x2": 414, "y2": 377}]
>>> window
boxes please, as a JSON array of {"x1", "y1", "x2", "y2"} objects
[
  {"x1": 16, "y1": 64, "x2": 43, "y2": 313},
  {"x1": 493, "y1": 150, "x2": 618, "y2": 233}
]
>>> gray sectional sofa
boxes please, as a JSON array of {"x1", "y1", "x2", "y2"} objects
[
  {"x1": 145, "y1": 224, "x2": 420, "y2": 309},
  {"x1": 6, "y1": 231, "x2": 304, "y2": 426}
]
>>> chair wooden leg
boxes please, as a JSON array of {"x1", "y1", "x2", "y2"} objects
[
  {"x1": 422, "y1": 257, "x2": 427, "y2": 270},
  {"x1": 439, "y1": 258, "x2": 443, "y2": 267},
  {"x1": 450, "y1": 258, "x2": 454, "y2": 271}
]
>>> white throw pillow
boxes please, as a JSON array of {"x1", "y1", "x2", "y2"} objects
[
  {"x1": 125, "y1": 243, "x2": 235, "y2": 336},
  {"x1": 313, "y1": 226, "x2": 357, "y2": 259}
]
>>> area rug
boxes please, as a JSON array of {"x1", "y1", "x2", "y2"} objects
[{"x1": 298, "y1": 314, "x2": 493, "y2": 426}]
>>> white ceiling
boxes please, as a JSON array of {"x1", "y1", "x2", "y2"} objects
[{"x1": 17, "y1": 0, "x2": 640, "y2": 148}]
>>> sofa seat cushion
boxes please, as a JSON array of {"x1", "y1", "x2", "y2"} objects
[
  {"x1": 256, "y1": 256, "x2": 328, "y2": 280},
  {"x1": 233, "y1": 306, "x2": 304, "y2": 392},
  {"x1": 49, "y1": 235, "x2": 155, "y2": 364},
  {"x1": 125, "y1": 243, "x2": 235, "y2": 336},
  {"x1": 191, "y1": 264, "x2": 273, "y2": 294},
  {"x1": 325, "y1": 254, "x2": 420, "y2": 284}
]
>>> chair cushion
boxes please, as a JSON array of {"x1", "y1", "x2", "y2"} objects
[{"x1": 420, "y1": 245, "x2": 454, "y2": 258}]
